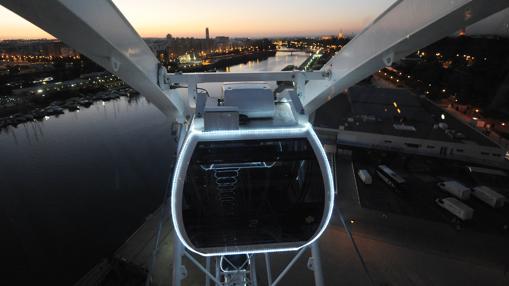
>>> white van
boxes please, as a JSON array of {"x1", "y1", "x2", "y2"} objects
[
  {"x1": 437, "y1": 181, "x2": 471, "y2": 200},
  {"x1": 436, "y1": 197, "x2": 474, "y2": 221},
  {"x1": 472, "y1": 186, "x2": 506, "y2": 208},
  {"x1": 357, "y1": 169, "x2": 372, "y2": 184}
]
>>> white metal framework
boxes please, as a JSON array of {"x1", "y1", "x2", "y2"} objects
[
  {"x1": 172, "y1": 232, "x2": 326, "y2": 286},
  {"x1": 2, "y1": 1, "x2": 509, "y2": 285}
]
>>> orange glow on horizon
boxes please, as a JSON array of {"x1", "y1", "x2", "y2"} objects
[{"x1": 0, "y1": 1, "x2": 394, "y2": 40}]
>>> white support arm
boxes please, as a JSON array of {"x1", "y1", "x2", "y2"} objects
[
  {"x1": 302, "y1": 0, "x2": 509, "y2": 113},
  {"x1": 0, "y1": 0, "x2": 186, "y2": 119},
  {"x1": 167, "y1": 71, "x2": 328, "y2": 110},
  {"x1": 167, "y1": 71, "x2": 327, "y2": 85}
]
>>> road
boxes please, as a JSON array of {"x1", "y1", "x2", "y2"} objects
[
  {"x1": 81, "y1": 152, "x2": 509, "y2": 286},
  {"x1": 97, "y1": 202, "x2": 509, "y2": 286},
  {"x1": 335, "y1": 153, "x2": 360, "y2": 205}
]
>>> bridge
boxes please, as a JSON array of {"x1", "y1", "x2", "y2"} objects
[{"x1": 276, "y1": 47, "x2": 306, "y2": 55}]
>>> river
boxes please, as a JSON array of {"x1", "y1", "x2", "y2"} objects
[{"x1": 0, "y1": 52, "x2": 309, "y2": 285}]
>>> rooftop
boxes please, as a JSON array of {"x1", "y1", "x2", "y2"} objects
[{"x1": 314, "y1": 85, "x2": 499, "y2": 148}]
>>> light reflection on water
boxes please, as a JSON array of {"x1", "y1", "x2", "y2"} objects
[
  {"x1": 0, "y1": 52, "x2": 308, "y2": 285},
  {"x1": 0, "y1": 95, "x2": 175, "y2": 284},
  {"x1": 199, "y1": 51, "x2": 309, "y2": 98}
]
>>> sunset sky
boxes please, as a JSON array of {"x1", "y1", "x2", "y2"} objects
[
  {"x1": 0, "y1": 0, "x2": 393, "y2": 39},
  {"x1": 0, "y1": 1, "x2": 508, "y2": 40}
]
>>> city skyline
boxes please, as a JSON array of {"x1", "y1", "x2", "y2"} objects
[
  {"x1": 1, "y1": 0, "x2": 393, "y2": 39},
  {"x1": 0, "y1": 1, "x2": 508, "y2": 40}
]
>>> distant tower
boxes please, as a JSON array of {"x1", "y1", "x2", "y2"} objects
[
  {"x1": 205, "y1": 27, "x2": 210, "y2": 50},
  {"x1": 166, "y1": 33, "x2": 173, "y2": 43}
]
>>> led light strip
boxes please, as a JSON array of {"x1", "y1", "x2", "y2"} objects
[{"x1": 170, "y1": 123, "x2": 335, "y2": 257}]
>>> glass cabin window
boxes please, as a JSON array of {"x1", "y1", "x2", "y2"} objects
[{"x1": 182, "y1": 138, "x2": 325, "y2": 249}]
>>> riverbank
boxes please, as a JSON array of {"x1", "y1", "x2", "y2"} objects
[
  {"x1": 0, "y1": 51, "x2": 280, "y2": 128},
  {"x1": 174, "y1": 50, "x2": 276, "y2": 72},
  {"x1": 0, "y1": 87, "x2": 138, "y2": 131}
]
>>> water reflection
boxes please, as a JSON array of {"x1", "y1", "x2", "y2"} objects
[
  {"x1": 199, "y1": 51, "x2": 309, "y2": 97},
  {"x1": 0, "y1": 94, "x2": 175, "y2": 284},
  {"x1": 0, "y1": 52, "x2": 308, "y2": 285}
]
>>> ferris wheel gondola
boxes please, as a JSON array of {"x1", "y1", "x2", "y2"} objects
[{"x1": 2, "y1": 0, "x2": 509, "y2": 285}]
